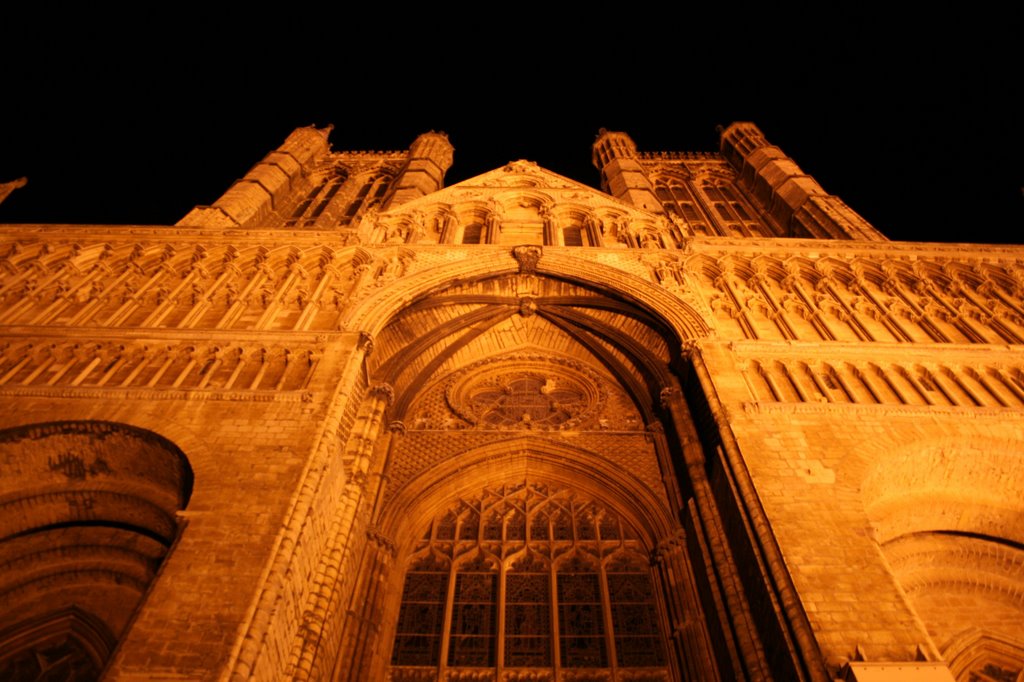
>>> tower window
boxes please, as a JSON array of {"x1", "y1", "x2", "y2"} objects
[{"x1": 462, "y1": 224, "x2": 483, "y2": 244}]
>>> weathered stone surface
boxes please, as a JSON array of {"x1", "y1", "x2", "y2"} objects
[{"x1": 0, "y1": 124, "x2": 1019, "y2": 682}]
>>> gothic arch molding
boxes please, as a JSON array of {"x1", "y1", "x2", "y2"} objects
[
  {"x1": 340, "y1": 248, "x2": 712, "y2": 343},
  {"x1": 0, "y1": 606, "x2": 116, "y2": 681},
  {"x1": 856, "y1": 435, "x2": 1024, "y2": 676},
  {"x1": 944, "y1": 629, "x2": 1024, "y2": 681},
  {"x1": 0, "y1": 420, "x2": 194, "y2": 679},
  {"x1": 372, "y1": 302, "x2": 676, "y2": 428},
  {"x1": 855, "y1": 435, "x2": 1024, "y2": 544},
  {"x1": 0, "y1": 405, "x2": 213, "y2": 495}
]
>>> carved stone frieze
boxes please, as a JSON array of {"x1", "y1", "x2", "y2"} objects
[
  {"x1": 686, "y1": 248, "x2": 1024, "y2": 345},
  {"x1": 742, "y1": 401, "x2": 1024, "y2": 419},
  {"x1": 0, "y1": 337, "x2": 322, "y2": 396}
]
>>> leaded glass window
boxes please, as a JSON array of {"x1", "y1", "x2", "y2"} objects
[
  {"x1": 607, "y1": 554, "x2": 667, "y2": 667},
  {"x1": 448, "y1": 555, "x2": 497, "y2": 666},
  {"x1": 558, "y1": 555, "x2": 607, "y2": 667},
  {"x1": 389, "y1": 483, "x2": 670, "y2": 677},
  {"x1": 505, "y1": 553, "x2": 551, "y2": 667},
  {"x1": 391, "y1": 553, "x2": 449, "y2": 666}
]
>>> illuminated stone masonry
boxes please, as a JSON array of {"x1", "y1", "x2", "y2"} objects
[{"x1": 0, "y1": 123, "x2": 1020, "y2": 682}]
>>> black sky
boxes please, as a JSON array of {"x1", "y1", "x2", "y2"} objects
[{"x1": 1, "y1": 12, "x2": 1020, "y2": 244}]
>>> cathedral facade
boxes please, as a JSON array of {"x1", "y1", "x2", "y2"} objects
[{"x1": 0, "y1": 124, "x2": 1021, "y2": 682}]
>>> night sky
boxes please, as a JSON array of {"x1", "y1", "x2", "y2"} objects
[{"x1": 1, "y1": 12, "x2": 1020, "y2": 244}]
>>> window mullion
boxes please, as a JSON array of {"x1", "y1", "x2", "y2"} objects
[
  {"x1": 599, "y1": 561, "x2": 619, "y2": 675},
  {"x1": 438, "y1": 565, "x2": 458, "y2": 677},
  {"x1": 496, "y1": 562, "x2": 506, "y2": 678},
  {"x1": 549, "y1": 561, "x2": 562, "y2": 674}
]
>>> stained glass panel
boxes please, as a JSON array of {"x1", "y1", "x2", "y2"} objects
[
  {"x1": 392, "y1": 568, "x2": 447, "y2": 666},
  {"x1": 390, "y1": 484, "x2": 670, "y2": 676},
  {"x1": 448, "y1": 571, "x2": 497, "y2": 667},
  {"x1": 608, "y1": 566, "x2": 666, "y2": 667},
  {"x1": 557, "y1": 571, "x2": 606, "y2": 667},
  {"x1": 505, "y1": 572, "x2": 551, "y2": 667}
]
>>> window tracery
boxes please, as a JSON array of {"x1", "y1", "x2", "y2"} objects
[{"x1": 389, "y1": 484, "x2": 668, "y2": 678}]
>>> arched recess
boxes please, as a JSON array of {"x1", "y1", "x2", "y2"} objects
[
  {"x1": 339, "y1": 249, "x2": 711, "y2": 343},
  {"x1": 321, "y1": 258, "x2": 787, "y2": 682},
  {"x1": 0, "y1": 421, "x2": 193, "y2": 680},
  {"x1": 861, "y1": 440, "x2": 1024, "y2": 681}
]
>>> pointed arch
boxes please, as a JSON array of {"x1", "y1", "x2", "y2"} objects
[
  {"x1": 0, "y1": 420, "x2": 193, "y2": 677},
  {"x1": 340, "y1": 248, "x2": 712, "y2": 343}
]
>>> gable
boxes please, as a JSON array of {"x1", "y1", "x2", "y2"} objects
[{"x1": 363, "y1": 160, "x2": 665, "y2": 246}]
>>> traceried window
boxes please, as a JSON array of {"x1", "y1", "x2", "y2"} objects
[
  {"x1": 285, "y1": 172, "x2": 347, "y2": 227},
  {"x1": 389, "y1": 483, "x2": 669, "y2": 678},
  {"x1": 656, "y1": 182, "x2": 712, "y2": 236},
  {"x1": 700, "y1": 182, "x2": 765, "y2": 237}
]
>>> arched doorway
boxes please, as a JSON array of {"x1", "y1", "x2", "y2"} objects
[
  {"x1": 326, "y1": 258, "x2": 746, "y2": 681},
  {"x1": 862, "y1": 440, "x2": 1024, "y2": 681},
  {"x1": 0, "y1": 421, "x2": 193, "y2": 680}
]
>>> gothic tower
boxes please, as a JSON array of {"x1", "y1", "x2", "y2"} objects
[{"x1": 0, "y1": 124, "x2": 1021, "y2": 682}]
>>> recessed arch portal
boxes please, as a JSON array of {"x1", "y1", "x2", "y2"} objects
[
  {"x1": 861, "y1": 440, "x2": 1024, "y2": 680},
  {"x1": 335, "y1": 253, "x2": 729, "y2": 681},
  {"x1": 340, "y1": 248, "x2": 712, "y2": 345},
  {"x1": 0, "y1": 421, "x2": 193, "y2": 679},
  {"x1": 366, "y1": 267, "x2": 686, "y2": 435}
]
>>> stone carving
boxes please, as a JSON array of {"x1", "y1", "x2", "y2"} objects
[
  {"x1": 365, "y1": 526, "x2": 397, "y2": 556},
  {"x1": 0, "y1": 633, "x2": 101, "y2": 681},
  {"x1": 643, "y1": 254, "x2": 685, "y2": 293},
  {"x1": 369, "y1": 382, "x2": 395, "y2": 406},
  {"x1": 0, "y1": 338, "x2": 322, "y2": 396},
  {"x1": 358, "y1": 331, "x2": 374, "y2": 355},
  {"x1": 511, "y1": 245, "x2": 542, "y2": 275},
  {"x1": 373, "y1": 250, "x2": 414, "y2": 286},
  {"x1": 504, "y1": 160, "x2": 539, "y2": 174},
  {"x1": 741, "y1": 355, "x2": 1024, "y2": 410},
  {"x1": 388, "y1": 668, "x2": 436, "y2": 682},
  {"x1": 47, "y1": 452, "x2": 112, "y2": 480},
  {"x1": 444, "y1": 354, "x2": 606, "y2": 431},
  {"x1": 503, "y1": 671, "x2": 553, "y2": 682}
]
